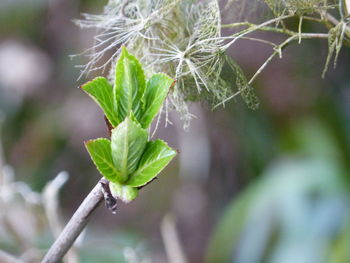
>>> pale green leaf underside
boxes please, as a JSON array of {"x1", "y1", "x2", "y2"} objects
[
  {"x1": 110, "y1": 182, "x2": 139, "y2": 203},
  {"x1": 81, "y1": 77, "x2": 119, "y2": 127},
  {"x1": 114, "y1": 47, "x2": 145, "y2": 122},
  {"x1": 140, "y1": 73, "x2": 174, "y2": 128},
  {"x1": 126, "y1": 139, "x2": 177, "y2": 187},
  {"x1": 111, "y1": 118, "x2": 148, "y2": 182},
  {"x1": 85, "y1": 138, "x2": 121, "y2": 183}
]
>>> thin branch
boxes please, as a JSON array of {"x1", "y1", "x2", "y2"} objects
[
  {"x1": 244, "y1": 32, "x2": 328, "y2": 81},
  {"x1": 325, "y1": 13, "x2": 350, "y2": 38},
  {"x1": 43, "y1": 172, "x2": 79, "y2": 263},
  {"x1": 222, "y1": 13, "x2": 349, "y2": 45},
  {"x1": 221, "y1": 22, "x2": 296, "y2": 36},
  {"x1": 302, "y1": 15, "x2": 326, "y2": 24},
  {"x1": 41, "y1": 179, "x2": 105, "y2": 263},
  {"x1": 222, "y1": 21, "x2": 330, "y2": 37},
  {"x1": 213, "y1": 32, "x2": 329, "y2": 109},
  {"x1": 246, "y1": 33, "x2": 328, "y2": 82},
  {"x1": 239, "y1": 37, "x2": 277, "y2": 47},
  {"x1": 326, "y1": 13, "x2": 342, "y2": 26},
  {"x1": 247, "y1": 36, "x2": 296, "y2": 85},
  {"x1": 222, "y1": 14, "x2": 294, "y2": 49},
  {"x1": 222, "y1": 22, "x2": 295, "y2": 35}
]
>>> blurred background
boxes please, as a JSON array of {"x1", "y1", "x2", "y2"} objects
[{"x1": 0, "y1": 0, "x2": 350, "y2": 262}]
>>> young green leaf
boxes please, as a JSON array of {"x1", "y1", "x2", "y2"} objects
[
  {"x1": 111, "y1": 117, "x2": 148, "y2": 182},
  {"x1": 139, "y1": 73, "x2": 174, "y2": 128},
  {"x1": 81, "y1": 77, "x2": 119, "y2": 127},
  {"x1": 109, "y1": 182, "x2": 138, "y2": 203},
  {"x1": 126, "y1": 139, "x2": 177, "y2": 187},
  {"x1": 114, "y1": 47, "x2": 145, "y2": 121},
  {"x1": 85, "y1": 138, "x2": 121, "y2": 183}
]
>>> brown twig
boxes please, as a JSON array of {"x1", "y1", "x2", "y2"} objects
[{"x1": 41, "y1": 179, "x2": 105, "y2": 263}]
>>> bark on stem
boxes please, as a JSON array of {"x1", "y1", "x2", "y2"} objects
[{"x1": 41, "y1": 180, "x2": 104, "y2": 263}]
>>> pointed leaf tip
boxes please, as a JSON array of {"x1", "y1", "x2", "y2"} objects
[
  {"x1": 81, "y1": 77, "x2": 120, "y2": 127},
  {"x1": 121, "y1": 46, "x2": 128, "y2": 55},
  {"x1": 114, "y1": 47, "x2": 146, "y2": 122},
  {"x1": 126, "y1": 139, "x2": 177, "y2": 187},
  {"x1": 139, "y1": 73, "x2": 174, "y2": 128}
]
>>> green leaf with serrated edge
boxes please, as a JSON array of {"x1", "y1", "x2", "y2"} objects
[
  {"x1": 85, "y1": 138, "x2": 121, "y2": 183},
  {"x1": 81, "y1": 77, "x2": 119, "y2": 127},
  {"x1": 114, "y1": 47, "x2": 145, "y2": 122},
  {"x1": 109, "y1": 182, "x2": 138, "y2": 203},
  {"x1": 111, "y1": 117, "x2": 148, "y2": 182},
  {"x1": 139, "y1": 73, "x2": 174, "y2": 128},
  {"x1": 126, "y1": 139, "x2": 176, "y2": 187}
]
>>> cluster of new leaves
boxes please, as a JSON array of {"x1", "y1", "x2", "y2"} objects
[{"x1": 81, "y1": 47, "x2": 176, "y2": 202}]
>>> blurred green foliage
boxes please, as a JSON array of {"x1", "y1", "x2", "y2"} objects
[{"x1": 207, "y1": 112, "x2": 350, "y2": 262}]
